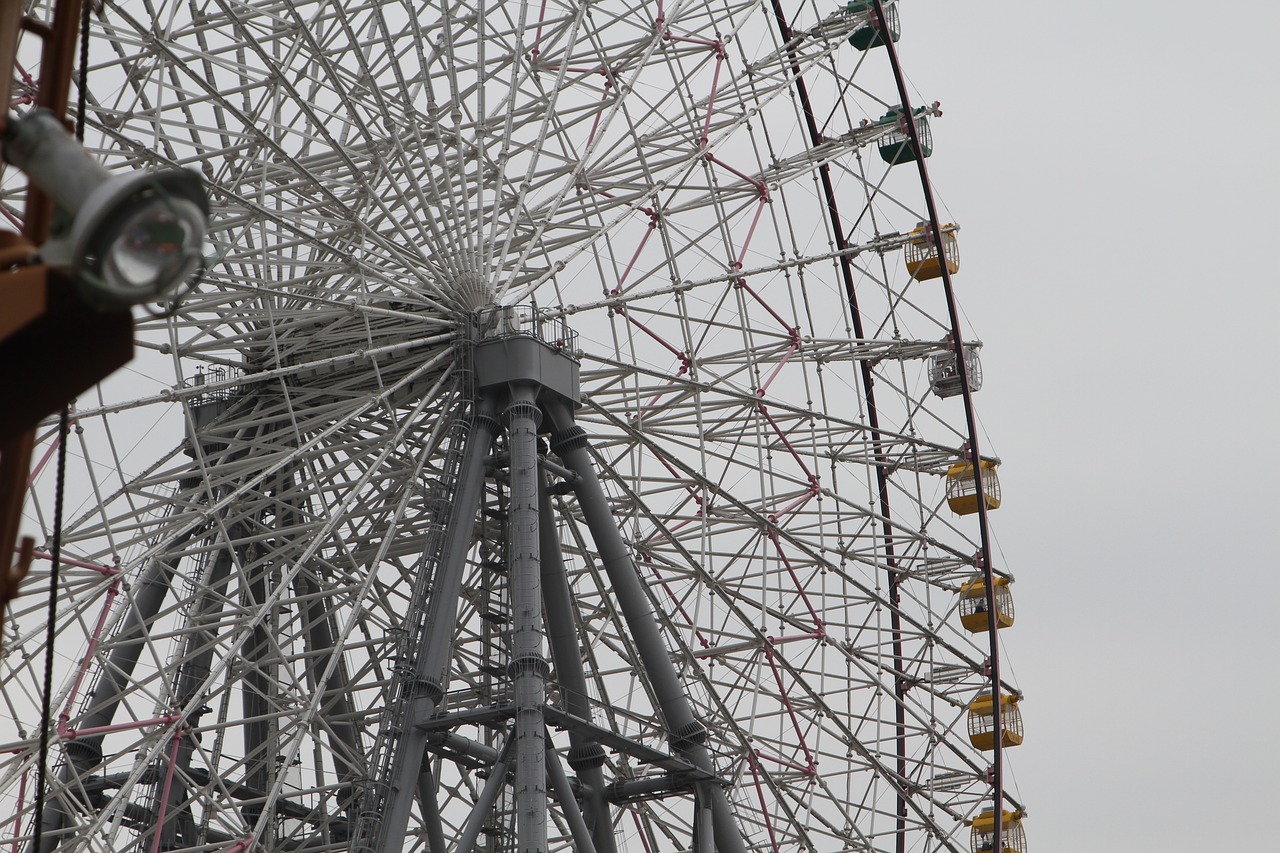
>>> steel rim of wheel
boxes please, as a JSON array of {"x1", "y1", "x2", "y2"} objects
[{"x1": 1, "y1": 2, "x2": 1022, "y2": 852}]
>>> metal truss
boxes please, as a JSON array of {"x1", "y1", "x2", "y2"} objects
[{"x1": 1, "y1": 2, "x2": 1022, "y2": 852}]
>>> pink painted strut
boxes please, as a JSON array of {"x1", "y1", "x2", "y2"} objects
[
  {"x1": 771, "y1": 489, "x2": 817, "y2": 521},
  {"x1": 704, "y1": 151, "x2": 768, "y2": 194},
  {"x1": 751, "y1": 748, "x2": 813, "y2": 774},
  {"x1": 632, "y1": 369, "x2": 692, "y2": 423},
  {"x1": 755, "y1": 339, "x2": 799, "y2": 397},
  {"x1": 530, "y1": 0, "x2": 550, "y2": 58},
  {"x1": 26, "y1": 420, "x2": 70, "y2": 489},
  {"x1": 30, "y1": 548, "x2": 118, "y2": 577},
  {"x1": 746, "y1": 396, "x2": 824, "y2": 522},
  {"x1": 763, "y1": 642, "x2": 816, "y2": 772},
  {"x1": 641, "y1": 554, "x2": 710, "y2": 648},
  {"x1": 10, "y1": 768, "x2": 28, "y2": 853},
  {"x1": 731, "y1": 195, "x2": 771, "y2": 272},
  {"x1": 700, "y1": 47, "x2": 726, "y2": 146},
  {"x1": 631, "y1": 810, "x2": 655, "y2": 853},
  {"x1": 756, "y1": 406, "x2": 816, "y2": 482},
  {"x1": 663, "y1": 31, "x2": 722, "y2": 51},
  {"x1": 586, "y1": 78, "x2": 614, "y2": 148},
  {"x1": 149, "y1": 727, "x2": 184, "y2": 853},
  {"x1": 59, "y1": 578, "x2": 121, "y2": 727},
  {"x1": 766, "y1": 528, "x2": 824, "y2": 629},
  {"x1": 733, "y1": 278, "x2": 795, "y2": 340},
  {"x1": 747, "y1": 753, "x2": 782, "y2": 852},
  {"x1": 58, "y1": 714, "x2": 181, "y2": 742},
  {"x1": 637, "y1": 449, "x2": 705, "y2": 545},
  {"x1": 611, "y1": 213, "x2": 659, "y2": 296},
  {"x1": 614, "y1": 309, "x2": 688, "y2": 364}
]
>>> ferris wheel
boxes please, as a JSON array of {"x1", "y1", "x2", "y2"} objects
[{"x1": 1, "y1": 1, "x2": 1026, "y2": 852}]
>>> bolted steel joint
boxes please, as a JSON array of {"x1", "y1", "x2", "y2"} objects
[
  {"x1": 668, "y1": 720, "x2": 708, "y2": 752},
  {"x1": 506, "y1": 654, "x2": 551, "y2": 679},
  {"x1": 549, "y1": 425, "x2": 588, "y2": 455},
  {"x1": 417, "y1": 677, "x2": 445, "y2": 705},
  {"x1": 503, "y1": 399, "x2": 542, "y2": 427},
  {"x1": 65, "y1": 739, "x2": 104, "y2": 764},
  {"x1": 473, "y1": 408, "x2": 502, "y2": 435},
  {"x1": 567, "y1": 743, "x2": 607, "y2": 770}
]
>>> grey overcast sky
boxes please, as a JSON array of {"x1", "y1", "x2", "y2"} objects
[{"x1": 905, "y1": 2, "x2": 1280, "y2": 849}]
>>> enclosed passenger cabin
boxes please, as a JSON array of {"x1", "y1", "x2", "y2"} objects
[
  {"x1": 846, "y1": 0, "x2": 899, "y2": 50},
  {"x1": 946, "y1": 458, "x2": 1001, "y2": 515},
  {"x1": 971, "y1": 809, "x2": 1027, "y2": 853},
  {"x1": 958, "y1": 575, "x2": 1014, "y2": 633},
  {"x1": 929, "y1": 344, "x2": 982, "y2": 398},
  {"x1": 967, "y1": 692, "x2": 1024, "y2": 751},
  {"x1": 878, "y1": 108, "x2": 932, "y2": 165},
  {"x1": 904, "y1": 223, "x2": 959, "y2": 280}
]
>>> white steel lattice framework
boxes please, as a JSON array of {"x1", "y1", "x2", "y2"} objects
[{"x1": 0, "y1": 2, "x2": 1025, "y2": 853}]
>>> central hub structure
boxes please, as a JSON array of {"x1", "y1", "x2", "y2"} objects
[
  {"x1": 473, "y1": 304, "x2": 581, "y2": 409},
  {"x1": 357, "y1": 305, "x2": 745, "y2": 853}
]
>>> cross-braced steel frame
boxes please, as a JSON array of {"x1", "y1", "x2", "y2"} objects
[
  {"x1": 1, "y1": 2, "x2": 1026, "y2": 852},
  {"x1": 352, "y1": 315, "x2": 747, "y2": 853}
]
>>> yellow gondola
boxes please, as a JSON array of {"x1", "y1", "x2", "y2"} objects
[
  {"x1": 958, "y1": 575, "x2": 1014, "y2": 633},
  {"x1": 967, "y1": 692, "x2": 1023, "y2": 751},
  {"x1": 904, "y1": 223, "x2": 959, "y2": 280},
  {"x1": 971, "y1": 809, "x2": 1027, "y2": 853},
  {"x1": 946, "y1": 458, "x2": 1001, "y2": 515}
]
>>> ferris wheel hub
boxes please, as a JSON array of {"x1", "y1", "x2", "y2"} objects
[{"x1": 447, "y1": 267, "x2": 493, "y2": 312}]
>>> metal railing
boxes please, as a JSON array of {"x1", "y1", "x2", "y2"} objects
[{"x1": 476, "y1": 304, "x2": 579, "y2": 357}]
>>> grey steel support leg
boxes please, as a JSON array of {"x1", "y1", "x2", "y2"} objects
[
  {"x1": 454, "y1": 737, "x2": 514, "y2": 853},
  {"x1": 537, "y1": 479, "x2": 617, "y2": 853},
  {"x1": 35, "y1": 530, "x2": 197, "y2": 853},
  {"x1": 150, "y1": 536, "x2": 239, "y2": 850},
  {"x1": 543, "y1": 736, "x2": 597, "y2": 853},
  {"x1": 414, "y1": 763, "x2": 448, "y2": 853},
  {"x1": 695, "y1": 784, "x2": 715, "y2": 853},
  {"x1": 504, "y1": 385, "x2": 548, "y2": 853},
  {"x1": 296, "y1": 565, "x2": 364, "y2": 812},
  {"x1": 241, "y1": 555, "x2": 276, "y2": 800},
  {"x1": 374, "y1": 399, "x2": 499, "y2": 852},
  {"x1": 545, "y1": 400, "x2": 745, "y2": 853},
  {"x1": 265, "y1": 470, "x2": 366, "y2": 815}
]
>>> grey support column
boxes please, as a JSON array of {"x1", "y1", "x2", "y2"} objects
[
  {"x1": 538, "y1": 479, "x2": 617, "y2": 853},
  {"x1": 374, "y1": 399, "x2": 499, "y2": 852},
  {"x1": 241, "y1": 554, "x2": 276, "y2": 799},
  {"x1": 695, "y1": 783, "x2": 715, "y2": 853},
  {"x1": 36, "y1": 530, "x2": 197, "y2": 853},
  {"x1": 296, "y1": 564, "x2": 364, "y2": 813},
  {"x1": 151, "y1": 536, "x2": 239, "y2": 850},
  {"x1": 504, "y1": 385, "x2": 548, "y2": 853},
  {"x1": 455, "y1": 737, "x2": 514, "y2": 853},
  {"x1": 271, "y1": 471, "x2": 365, "y2": 813},
  {"x1": 543, "y1": 736, "x2": 597, "y2": 853},
  {"x1": 415, "y1": 763, "x2": 448, "y2": 853},
  {"x1": 545, "y1": 400, "x2": 745, "y2": 853}
]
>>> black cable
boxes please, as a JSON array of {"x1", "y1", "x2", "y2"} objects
[
  {"x1": 867, "y1": 0, "x2": 1009, "y2": 846},
  {"x1": 75, "y1": 0, "x2": 89, "y2": 142},
  {"x1": 33, "y1": 6, "x2": 94, "y2": 849},
  {"x1": 762, "y1": 4, "x2": 912, "y2": 849},
  {"x1": 31, "y1": 407, "x2": 70, "y2": 852}
]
